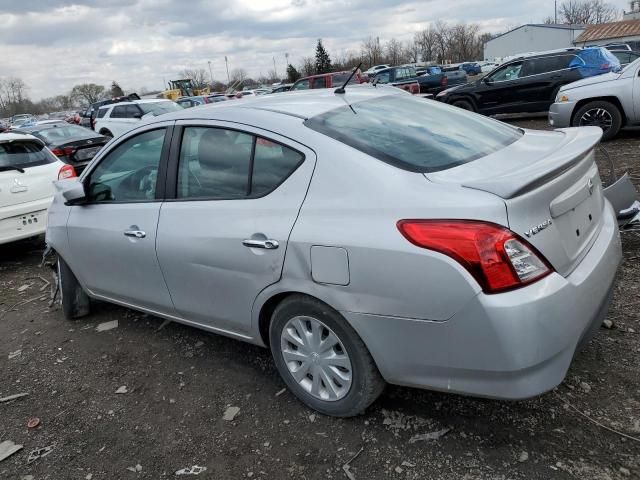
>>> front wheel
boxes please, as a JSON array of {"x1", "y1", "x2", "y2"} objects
[
  {"x1": 269, "y1": 295, "x2": 385, "y2": 417},
  {"x1": 58, "y1": 257, "x2": 90, "y2": 320},
  {"x1": 452, "y1": 99, "x2": 475, "y2": 112},
  {"x1": 572, "y1": 101, "x2": 622, "y2": 141}
]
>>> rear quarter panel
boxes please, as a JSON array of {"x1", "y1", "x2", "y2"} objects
[{"x1": 255, "y1": 135, "x2": 509, "y2": 323}]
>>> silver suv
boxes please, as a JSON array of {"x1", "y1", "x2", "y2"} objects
[{"x1": 48, "y1": 86, "x2": 621, "y2": 416}]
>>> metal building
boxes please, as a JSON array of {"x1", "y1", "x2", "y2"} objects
[{"x1": 484, "y1": 24, "x2": 585, "y2": 61}]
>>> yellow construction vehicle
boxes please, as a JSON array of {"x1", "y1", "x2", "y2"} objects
[{"x1": 162, "y1": 79, "x2": 210, "y2": 100}]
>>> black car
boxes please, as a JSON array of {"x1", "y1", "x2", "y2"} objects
[
  {"x1": 14, "y1": 123, "x2": 108, "y2": 174},
  {"x1": 436, "y1": 48, "x2": 616, "y2": 115}
]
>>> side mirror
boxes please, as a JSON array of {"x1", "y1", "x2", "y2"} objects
[
  {"x1": 483, "y1": 77, "x2": 493, "y2": 85},
  {"x1": 61, "y1": 180, "x2": 87, "y2": 205},
  {"x1": 132, "y1": 112, "x2": 143, "y2": 119}
]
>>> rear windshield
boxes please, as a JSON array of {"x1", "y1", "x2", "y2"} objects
[
  {"x1": 0, "y1": 141, "x2": 55, "y2": 169},
  {"x1": 139, "y1": 102, "x2": 183, "y2": 116},
  {"x1": 304, "y1": 95, "x2": 522, "y2": 173},
  {"x1": 33, "y1": 125, "x2": 96, "y2": 143}
]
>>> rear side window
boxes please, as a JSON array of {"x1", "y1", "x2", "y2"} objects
[
  {"x1": 111, "y1": 105, "x2": 128, "y2": 118},
  {"x1": 304, "y1": 95, "x2": 522, "y2": 173},
  {"x1": 524, "y1": 54, "x2": 577, "y2": 76},
  {"x1": 176, "y1": 127, "x2": 304, "y2": 199},
  {"x1": 0, "y1": 141, "x2": 56, "y2": 169}
]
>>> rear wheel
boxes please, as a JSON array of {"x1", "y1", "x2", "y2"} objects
[
  {"x1": 58, "y1": 257, "x2": 90, "y2": 320},
  {"x1": 269, "y1": 295, "x2": 385, "y2": 417},
  {"x1": 572, "y1": 101, "x2": 622, "y2": 141},
  {"x1": 452, "y1": 99, "x2": 475, "y2": 112}
]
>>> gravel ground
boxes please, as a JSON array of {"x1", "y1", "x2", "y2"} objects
[{"x1": 1, "y1": 118, "x2": 639, "y2": 480}]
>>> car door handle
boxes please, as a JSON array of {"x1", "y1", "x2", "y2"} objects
[
  {"x1": 242, "y1": 239, "x2": 279, "y2": 249},
  {"x1": 124, "y1": 230, "x2": 146, "y2": 239}
]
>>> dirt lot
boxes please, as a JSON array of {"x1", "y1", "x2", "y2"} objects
[{"x1": 1, "y1": 118, "x2": 639, "y2": 480}]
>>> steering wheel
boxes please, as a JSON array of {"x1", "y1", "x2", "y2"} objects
[{"x1": 122, "y1": 165, "x2": 158, "y2": 199}]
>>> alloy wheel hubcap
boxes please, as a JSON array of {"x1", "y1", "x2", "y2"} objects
[
  {"x1": 280, "y1": 315, "x2": 353, "y2": 401},
  {"x1": 580, "y1": 108, "x2": 613, "y2": 130}
]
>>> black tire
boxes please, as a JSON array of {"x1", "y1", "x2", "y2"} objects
[
  {"x1": 58, "y1": 257, "x2": 90, "y2": 320},
  {"x1": 269, "y1": 295, "x2": 385, "y2": 417},
  {"x1": 100, "y1": 129, "x2": 113, "y2": 138},
  {"x1": 452, "y1": 99, "x2": 475, "y2": 112},
  {"x1": 572, "y1": 100, "x2": 622, "y2": 141}
]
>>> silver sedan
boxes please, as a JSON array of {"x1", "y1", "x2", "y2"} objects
[{"x1": 47, "y1": 85, "x2": 621, "y2": 417}]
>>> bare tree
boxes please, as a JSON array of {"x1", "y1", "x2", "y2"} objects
[
  {"x1": 299, "y1": 57, "x2": 315, "y2": 77},
  {"x1": 229, "y1": 68, "x2": 248, "y2": 83},
  {"x1": 385, "y1": 38, "x2": 404, "y2": 66},
  {"x1": 433, "y1": 21, "x2": 451, "y2": 64},
  {"x1": 558, "y1": 0, "x2": 619, "y2": 24},
  {"x1": 415, "y1": 28, "x2": 437, "y2": 63},
  {"x1": 361, "y1": 36, "x2": 383, "y2": 67},
  {"x1": 70, "y1": 83, "x2": 106, "y2": 105},
  {"x1": 179, "y1": 68, "x2": 209, "y2": 88}
]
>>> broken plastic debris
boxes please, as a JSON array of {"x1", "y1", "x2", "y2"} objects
[
  {"x1": 96, "y1": 320, "x2": 118, "y2": 332},
  {"x1": 27, "y1": 445, "x2": 54, "y2": 464},
  {"x1": 17, "y1": 284, "x2": 31, "y2": 292},
  {"x1": 126, "y1": 464, "x2": 143, "y2": 472},
  {"x1": 0, "y1": 392, "x2": 29, "y2": 403},
  {"x1": 275, "y1": 388, "x2": 286, "y2": 396},
  {"x1": 27, "y1": 417, "x2": 41, "y2": 429},
  {"x1": 408, "y1": 427, "x2": 451, "y2": 443},
  {"x1": 223, "y1": 406, "x2": 240, "y2": 421},
  {"x1": 0, "y1": 440, "x2": 23, "y2": 462},
  {"x1": 175, "y1": 465, "x2": 207, "y2": 475},
  {"x1": 115, "y1": 386, "x2": 128, "y2": 394},
  {"x1": 8, "y1": 350, "x2": 22, "y2": 359}
]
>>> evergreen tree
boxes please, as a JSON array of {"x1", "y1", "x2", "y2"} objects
[
  {"x1": 110, "y1": 81, "x2": 124, "y2": 98},
  {"x1": 286, "y1": 64, "x2": 301, "y2": 83},
  {"x1": 314, "y1": 39, "x2": 332, "y2": 74}
]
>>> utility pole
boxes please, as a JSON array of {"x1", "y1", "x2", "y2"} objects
[
  {"x1": 273, "y1": 56, "x2": 277, "y2": 80},
  {"x1": 207, "y1": 61, "x2": 213, "y2": 86},
  {"x1": 555, "y1": 0, "x2": 557, "y2": 24},
  {"x1": 225, "y1": 56, "x2": 230, "y2": 85}
]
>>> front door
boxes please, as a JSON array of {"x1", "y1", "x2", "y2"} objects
[
  {"x1": 66, "y1": 126, "x2": 175, "y2": 314},
  {"x1": 156, "y1": 122, "x2": 316, "y2": 333},
  {"x1": 477, "y1": 61, "x2": 523, "y2": 114}
]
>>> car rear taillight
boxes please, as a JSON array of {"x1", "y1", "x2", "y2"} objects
[
  {"x1": 58, "y1": 164, "x2": 77, "y2": 180},
  {"x1": 396, "y1": 220, "x2": 553, "y2": 294},
  {"x1": 51, "y1": 147, "x2": 76, "y2": 157},
  {"x1": 441, "y1": 76, "x2": 448, "y2": 87}
]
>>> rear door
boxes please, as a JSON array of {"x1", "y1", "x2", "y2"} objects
[
  {"x1": 155, "y1": 121, "x2": 316, "y2": 333},
  {"x1": 521, "y1": 54, "x2": 582, "y2": 110},
  {"x1": 66, "y1": 125, "x2": 175, "y2": 313},
  {"x1": 107, "y1": 105, "x2": 141, "y2": 137}
]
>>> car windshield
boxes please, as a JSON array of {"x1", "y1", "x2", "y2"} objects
[
  {"x1": 139, "y1": 102, "x2": 183, "y2": 116},
  {"x1": 304, "y1": 95, "x2": 522, "y2": 173},
  {"x1": 621, "y1": 55, "x2": 640, "y2": 73},
  {"x1": 33, "y1": 125, "x2": 96, "y2": 143},
  {"x1": 0, "y1": 140, "x2": 54, "y2": 168}
]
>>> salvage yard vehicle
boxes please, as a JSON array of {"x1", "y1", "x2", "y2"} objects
[
  {"x1": 48, "y1": 85, "x2": 621, "y2": 417},
  {"x1": 14, "y1": 123, "x2": 108, "y2": 175},
  {"x1": 372, "y1": 65, "x2": 460, "y2": 95},
  {"x1": 1, "y1": 133, "x2": 65, "y2": 245},
  {"x1": 437, "y1": 47, "x2": 620, "y2": 114},
  {"x1": 549, "y1": 56, "x2": 640, "y2": 140},
  {"x1": 291, "y1": 70, "x2": 365, "y2": 91},
  {"x1": 94, "y1": 99, "x2": 183, "y2": 138}
]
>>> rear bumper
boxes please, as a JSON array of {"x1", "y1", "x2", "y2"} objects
[
  {"x1": 0, "y1": 197, "x2": 52, "y2": 245},
  {"x1": 548, "y1": 101, "x2": 576, "y2": 128},
  {"x1": 344, "y1": 202, "x2": 621, "y2": 400}
]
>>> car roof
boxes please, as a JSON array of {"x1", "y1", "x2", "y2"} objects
[
  {"x1": 155, "y1": 84, "x2": 406, "y2": 121},
  {"x1": 0, "y1": 132, "x2": 44, "y2": 145},
  {"x1": 98, "y1": 99, "x2": 171, "y2": 109}
]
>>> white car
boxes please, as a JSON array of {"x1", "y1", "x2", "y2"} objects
[
  {"x1": 364, "y1": 64, "x2": 391, "y2": 77},
  {"x1": 0, "y1": 133, "x2": 66, "y2": 245},
  {"x1": 480, "y1": 62, "x2": 499, "y2": 73},
  {"x1": 94, "y1": 99, "x2": 183, "y2": 138}
]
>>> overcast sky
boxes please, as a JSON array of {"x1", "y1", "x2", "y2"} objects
[{"x1": 0, "y1": 0, "x2": 632, "y2": 100}]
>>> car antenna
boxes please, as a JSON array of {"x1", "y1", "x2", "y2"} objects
[{"x1": 334, "y1": 62, "x2": 362, "y2": 94}]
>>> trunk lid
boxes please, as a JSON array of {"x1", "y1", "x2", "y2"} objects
[{"x1": 426, "y1": 127, "x2": 605, "y2": 276}]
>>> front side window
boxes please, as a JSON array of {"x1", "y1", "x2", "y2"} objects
[
  {"x1": 86, "y1": 129, "x2": 165, "y2": 202},
  {"x1": 176, "y1": 127, "x2": 304, "y2": 199},
  {"x1": 488, "y1": 62, "x2": 523, "y2": 82},
  {"x1": 375, "y1": 71, "x2": 391, "y2": 84},
  {"x1": 292, "y1": 80, "x2": 310, "y2": 90},
  {"x1": 304, "y1": 95, "x2": 522, "y2": 173}
]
